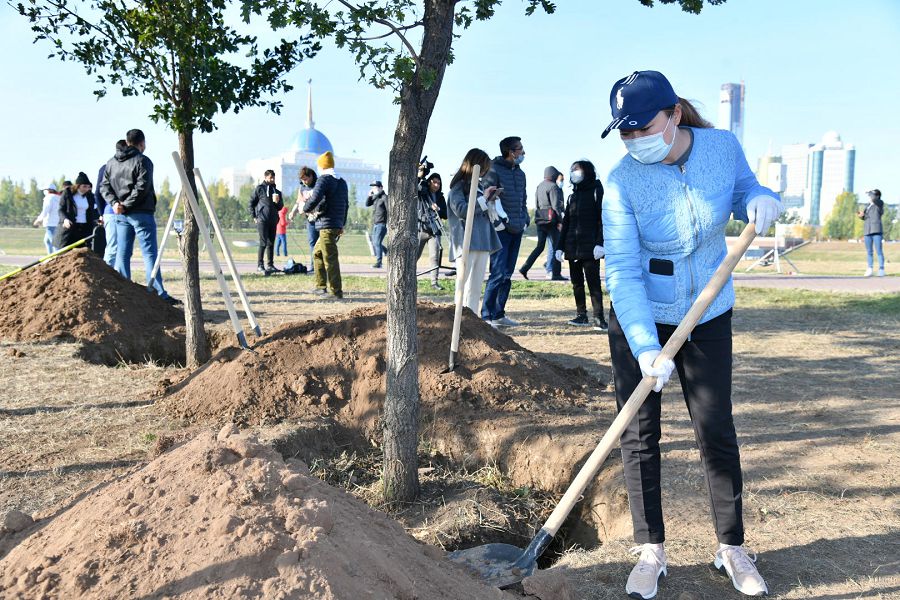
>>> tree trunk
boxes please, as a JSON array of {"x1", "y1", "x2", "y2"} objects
[
  {"x1": 382, "y1": 0, "x2": 455, "y2": 505},
  {"x1": 177, "y1": 129, "x2": 210, "y2": 368}
]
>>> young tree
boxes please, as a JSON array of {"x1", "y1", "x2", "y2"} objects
[
  {"x1": 245, "y1": 0, "x2": 727, "y2": 503},
  {"x1": 16, "y1": 0, "x2": 319, "y2": 367},
  {"x1": 823, "y1": 191, "x2": 859, "y2": 240}
]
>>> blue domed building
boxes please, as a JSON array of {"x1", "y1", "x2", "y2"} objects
[{"x1": 220, "y1": 81, "x2": 382, "y2": 206}]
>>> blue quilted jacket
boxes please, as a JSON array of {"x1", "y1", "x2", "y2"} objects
[{"x1": 603, "y1": 128, "x2": 778, "y2": 359}]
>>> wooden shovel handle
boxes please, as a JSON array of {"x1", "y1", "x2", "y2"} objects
[
  {"x1": 541, "y1": 223, "x2": 758, "y2": 536},
  {"x1": 449, "y1": 164, "x2": 481, "y2": 354}
]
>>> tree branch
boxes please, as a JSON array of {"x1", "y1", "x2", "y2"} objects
[
  {"x1": 336, "y1": 0, "x2": 420, "y2": 64},
  {"x1": 350, "y1": 19, "x2": 422, "y2": 42},
  {"x1": 42, "y1": 0, "x2": 178, "y2": 105}
]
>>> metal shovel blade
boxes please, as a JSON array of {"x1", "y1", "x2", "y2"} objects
[{"x1": 448, "y1": 543, "x2": 534, "y2": 588}]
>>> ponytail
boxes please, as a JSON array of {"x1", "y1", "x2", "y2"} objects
[{"x1": 666, "y1": 97, "x2": 713, "y2": 128}]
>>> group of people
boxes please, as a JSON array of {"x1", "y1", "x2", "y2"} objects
[
  {"x1": 33, "y1": 129, "x2": 178, "y2": 304},
  {"x1": 252, "y1": 152, "x2": 350, "y2": 298}
]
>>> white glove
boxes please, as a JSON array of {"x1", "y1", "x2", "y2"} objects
[
  {"x1": 746, "y1": 195, "x2": 783, "y2": 235},
  {"x1": 637, "y1": 350, "x2": 675, "y2": 393},
  {"x1": 554, "y1": 250, "x2": 564, "y2": 262},
  {"x1": 593, "y1": 245, "x2": 605, "y2": 260},
  {"x1": 63, "y1": 218, "x2": 72, "y2": 229}
]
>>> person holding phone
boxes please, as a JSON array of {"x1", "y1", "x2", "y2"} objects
[
  {"x1": 446, "y1": 148, "x2": 501, "y2": 314},
  {"x1": 601, "y1": 71, "x2": 782, "y2": 599}
]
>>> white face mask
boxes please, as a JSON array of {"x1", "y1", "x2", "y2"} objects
[
  {"x1": 570, "y1": 170, "x2": 584, "y2": 185},
  {"x1": 623, "y1": 116, "x2": 677, "y2": 164},
  {"x1": 556, "y1": 180, "x2": 564, "y2": 189}
]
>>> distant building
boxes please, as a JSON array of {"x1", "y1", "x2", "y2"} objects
[
  {"x1": 780, "y1": 143, "x2": 812, "y2": 211},
  {"x1": 778, "y1": 133, "x2": 855, "y2": 225},
  {"x1": 220, "y1": 81, "x2": 382, "y2": 206},
  {"x1": 718, "y1": 82, "x2": 745, "y2": 146}
]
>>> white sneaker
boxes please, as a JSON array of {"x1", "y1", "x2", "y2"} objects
[
  {"x1": 494, "y1": 316, "x2": 520, "y2": 327},
  {"x1": 864, "y1": 268, "x2": 873, "y2": 277},
  {"x1": 714, "y1": 544, "x2": 768, "y2": 596},
  {"x1": 625, "y1": 543, "x2": 666, "y2": 599},
  {"x1": 877, "y1": 268, "x2": 885, "y2": 277}
]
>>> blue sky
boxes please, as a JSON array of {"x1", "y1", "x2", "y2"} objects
[{"x1": 1, "y1": 0, "x2": 898, "y2": 202}]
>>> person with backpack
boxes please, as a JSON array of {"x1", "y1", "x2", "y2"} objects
[
  {"x1": 519, "y1": 166, "x2": 565, "y2": 280},
  {"x1": 555, "y1": 160, "x2": 607, "y2": 331},
  {"x1": 601, "y1": 70, "x2": 782, "y2": 599}
]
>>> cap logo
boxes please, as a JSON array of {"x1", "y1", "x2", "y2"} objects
[{"x1": 616, "y1": 88, "x2": 625, "y2": 110}]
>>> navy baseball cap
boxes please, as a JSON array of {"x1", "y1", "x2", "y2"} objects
[{"x1": 601, "y1": 71, "x2": 679, "y2": 139}]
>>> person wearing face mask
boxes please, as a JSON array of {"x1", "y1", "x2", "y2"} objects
[
  {"x1": 555, "y1": 160, "x2": 607, "y2": 331},
  {"x1": 55, "y1": 172, "x2": 100, "y2": 249},
  {"x1": 519, "y1": 166, "x2": 565, "y2": 281},
  {"x1": 600, "y1": 71, "x2": 782, "y2": 600},
  {"x1": 366, "y1": 181, "x2": 389, "y2": 268},
  {"x1": 545, "y1": 172, "x2": 567, "y2": 277},
  {"x1": 480, "y1": 136, "x2": 529, "y2": 327}
]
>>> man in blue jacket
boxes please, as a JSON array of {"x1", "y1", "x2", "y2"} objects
[
  {"x1": 481, "y1": 136, "x2": 529, "y2": 327},
  {"x1": 303, "y1": 151, "x2": 349, "y2": 298}
]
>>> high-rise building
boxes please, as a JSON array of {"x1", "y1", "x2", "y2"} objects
[
  {"x1": 718, "y1": 82, "x2": 745, "y2": 146},
  {"x1": 779, "y1": 133, "x2": 855, "y2": 224},
  {"x1": 220, "y1": 81, "x2": 383, "y2": 206},
  {"x1": 805, "y1": 132, "x2": 855, "y2": 225},
  {"x1": 780, "y1": 143, "x2": 812, "y2": 210}
]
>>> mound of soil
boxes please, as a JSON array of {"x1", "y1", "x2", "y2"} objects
[
  {"x1": 0, "y1": 248, "x2": 185, "y2": 365},
  {"x1": 160, "y1": 304, "x2": 602, "y2": 428},
  {"x1": 0, "y1": 428, "x2": 511, "y2": 599}
]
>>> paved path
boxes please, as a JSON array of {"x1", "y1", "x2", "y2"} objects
[{"x1": 2, "y1": 253, "x2": 897, "y2": 294}]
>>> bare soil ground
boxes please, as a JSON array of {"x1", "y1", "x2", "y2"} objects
[{"x1": 1, "y1": 274, "x2": 898, "y2": 599}]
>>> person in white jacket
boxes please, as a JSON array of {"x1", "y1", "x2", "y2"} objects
[{"x1": 33, "y1": 182, "x2": 62, "y2": 254}]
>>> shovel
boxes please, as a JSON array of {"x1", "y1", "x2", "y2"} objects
[
  {"x1": 443, "y1": 164, "x2": 481, "y2": 373},
  {"x1": 448, "y1": 223, "x2": 759, "y2": 587},
  {"x1": 0, "y1": 232, "x2": 97, "y2": 282}
]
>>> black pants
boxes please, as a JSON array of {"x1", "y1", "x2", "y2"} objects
[
  {"x1": 520, "y1": 223, "x2": 561, "y2": 277},
  {"x1": 257, "y1": 218, "x2": 277, "y2": 268},
  {"x1": 608, "y1": 308, "x2": 743, "y2": 546},
  {"x1": 569, "y1": 258, "x2": 604, "y2": 319}
]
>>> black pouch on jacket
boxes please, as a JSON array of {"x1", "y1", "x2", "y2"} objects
[{"x1": 649, "y1": 258, "x2": 674, "y2": 276}]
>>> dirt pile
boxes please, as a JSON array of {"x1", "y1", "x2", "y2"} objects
[
  {"x1": 0, "y1": 428, "x2": 513, "y2": 599},
  {"x1": 160, "y1": 303, "x2": 603, "y2": 428},
  {"x1": 0, "y1": 248, "x2": 185, "y2": 365}
]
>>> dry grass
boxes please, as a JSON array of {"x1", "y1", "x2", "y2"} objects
[{"x1": 1, "y1": 275, "x2": 898, "y2": 599}]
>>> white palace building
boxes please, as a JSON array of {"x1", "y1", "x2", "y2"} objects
[{"x1": 218, "y1": 81, "x2": 383, "y2": 206}]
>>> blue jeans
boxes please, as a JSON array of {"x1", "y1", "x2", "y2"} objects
[
  {"x1": 43, "y1": 226, "x2": 57, "y2": 254},
  {"x1": 481, "y1": 229, "x2": 522, "y2": 321},
  {"x1": 103, "y1": 215, "x2": 118, "y2": 267},
  {"x1": 306, "y1": 221, "x2": 319, "y2": 268},
  {"x1": 372, "y1": 223, "x2": 388, "y2": 265},
  {"x1": 864, "y1": 234, "x2": 884, "y2": 269},
  {"x1": 114, "y1": 212, "x2": 169, "y2": 298},
  {"x1": 545, "y1": 234, "x2": 555, "y2": 273},
  {"x1": 275, "y1": 233, "x2": 288, "y2": 256}
]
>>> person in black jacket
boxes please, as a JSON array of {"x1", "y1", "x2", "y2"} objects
[
  {"x1": 366, "y1": 180, "x2": 389, "y2": 268},
  {"x1": 519, "y1": 166, "x2": 566, "y2": 280},
  {"x1": 858, "y1": 189, "x2": 885, "y2": 277},
  {"x1": 55, "y1": 172, "x2": 100, "y2": 249},
  {"x1": 303, "y1": 151, "x2": 349, "y2": 298},
  {"x1": 416, "y1": 173, "x2": 448, "y2": 289},
  {"x1": 100, "y1": 129, "x2": 177, "y2": 304},
  {"x1": 556, "y1": 160, "x2": 607, "y2": 331},
  {"x1": 249, "y1": 169, "x2": 284, "y2": 274}
]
